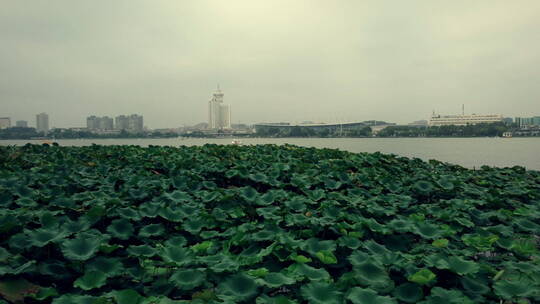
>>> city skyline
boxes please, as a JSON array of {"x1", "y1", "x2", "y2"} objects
[{"x1": 1, "y1": 1, "x2": 540, "y2": 128}]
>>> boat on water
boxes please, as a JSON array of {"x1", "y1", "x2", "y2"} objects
[{"x1": 231, "y1": 139, "x2": 242, "y2": 145}]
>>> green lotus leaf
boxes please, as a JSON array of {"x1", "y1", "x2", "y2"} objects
[
  {"x1": 31, "y1": 287, "x2": 58, "y2": 300},
  {"x1": 191, "y1": 240, "x2": 213, "y2": 254},
  {"x1": 61, "y1": 218, "x2": 92, "y2": 234},
  {"x1": 295, "y1": 263, "x2": 331, "y2": 281},
  {"x1": 139, "y1": 202, "x2": 162, "y2": 218},
  {"x1": 164, "y1": 235, "x2": 188, "y2": 247},
  {"x1": 240, "y1": 186, "x2": 259, "y2": 202},
  {"x1": 424, "y1": 254, "x2": 450, "y2": 270},
  {"x1": 208, "y1": 255, "x2": 240, "y2": 272},
  {"x1": 447, "y1": 256, "x2": 479, "y2": 275},
  {"x1": 107, "y1": 218, "x2": 134, "y2": 240},
  {"x1": 249, "y1": 172, "x2": 269, "y2": 184},
  {"x1": 247, "y1": 267, "x2": 270, "y2": 277},
  {"x1": 408, "y1": 269, "x2": 436, "y2": 285},
  {"x1": 432, "y1": 239, "x2": 449, "y2": 248},
  {"x1": 202, "y1": 180, "x2": 217, "y2": 189},
  {"x1": 348, "y1": 251, "x2": 369, "y2": 266},
  {"x1": 412, "y1": 180, "x2": 435, "y2": 194},
  {"x1": 38, "y1": 261, "x2": 69, "y2": 278},
  {"x1": 127, "y1": 244, "x2": 157, "y2": 257},
  {"x1": 315, "y1": 250, "x2": 338, "y2": 264},
  {"x1": 159, "y1": 245, "x2": 194, "y2": 266},
  {"x1": 392, "y1": 283, "x2": 424, "y2": 303},
  {"x1": 300, "y1": 282, "x2": 342, "y2": 304},
  {"x1": 86, "y1": 257, "x2": 123, "y2": 278},
  {"x1": 218, "y1": 274, "x2": 258, "y2": 301},
  {"x1": 256, "y1": 295, "x2": 299, "y2": 304},
  {"x1": 285, "y1": 199, "x2": 306, "y2": 212},
  {"x1": 74, "y1": 270, "x2": 107, "y2": 290},
  {"x1": 116, "y1": 207, "x2": 142, "y2": 221},
  {"x1": 460, "y1": 277, "x2": 490, "y2": 295},
  {"x1": 302, "y1": 238, "x2": 336, "y2": 255},
  {"x1": 414, "y1": 222, "x2": 441, "y2": 239},
  {"x1": 0, "y1": 259, "x2": 36, "y2": 276},
  {"x1": 251, "y1": 230, "x2": 276, "y2": 241},
  {"x1": 256, "y1": 272, "x2": 295, "y2": 288},
  {"x1": 50, "y1": 197, "x2": 76, "y2": 209},
  {"x1": 0, "y1": 192, "x2": 13, "y2": 207},
  {"x1": 182, "y1": 218, "x2": 205, "y2": 234},
  {"x1": 61, "y1": 235, "x2": 102, "y2": 261},
  {"x1": 290, "y1": 253, "x2": 312, "y2": 263},
  {"x1": 15, "y1": 197, "x2": 38, "y2": 207},
  {"x1": 26, "y1": 227, "x2": 67, "y2": 247},
  {"x1": 51, "y1": 294, "x2": 103, "y2": 304},
  {"x1": 493, "y1": 279, "x2": 535, "y2": 299},
  {"x1": 111, "y1": 289, "x2": 144, "y2": 304},
  {"x1": 347, "y1": 287, "x2": 397, "y2": 304},
  {"x1": 462, "y1": 233, "x2": 498, "y2": 251},
  {"x1": 338, "y1": 236, "x2": 362, "y2": 249},
  {"x1": 514, "y1": 218, "x2": 540, "y2": 232},
  {"x1": 437, "y1": 178, "x2": 455, "y2": 191},
  {"x1": 138, "y1": 223, "x2": 165, "y2": 238},
  {"x1": 323, "y1": 177, "x2": 341, "y2": 190},
  {"x1": 157, "y1": 207, "x2": 185, "y2": 222},
  {"x1": 423, "y1": 287, "x2": 474, "y2": 304},
  {"x1": 510, "y1": 238, "x2": 539, "y2": 255},
  {"x1": 257, "y1": 191, "x2": 278, "y2": 206},
  {"x1": 99, "y1": 243, "x2": 122, "y2": 254},
  {"x1": 170, "y1": 268, "x2": 206, "y2": 290},
  {"x1": 0, "y1": 248, "x2": 10, "y2": 262},
  {"x1": 354, "y1": 260, "x2": 390, "y2": 285},
  {"x1": 306, "y1": 189, "x2": 326, "y2": 201},
  {"x1": 200, "y1": 230, "x2": 220, "y2": 239}
]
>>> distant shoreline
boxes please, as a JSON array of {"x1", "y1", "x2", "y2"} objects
[{"x1": 1, "y1": 135, "x2": 539, "y2": 141}]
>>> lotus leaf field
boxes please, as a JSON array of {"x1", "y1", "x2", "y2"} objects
[{"x1": 0, "y1": 144, "x2": 539, "y2": 304}]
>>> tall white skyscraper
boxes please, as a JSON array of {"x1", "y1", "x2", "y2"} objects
[
  {"x1": 36, "y1": 113, "x2": 49, "y2": 134},
  {"x1": 208, "y1": 86, "x2": 231, "y2": 129}
]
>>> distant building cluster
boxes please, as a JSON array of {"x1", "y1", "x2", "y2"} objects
[
  {"x1": 86, "y1": 114, "x2": 143, "y2": 133},
  {"x1": 0, "y1": 114, "x2": 48, "y2": 134},
  {"x1": 208, "y1": 86, "x2": 231, "y2": 129}
]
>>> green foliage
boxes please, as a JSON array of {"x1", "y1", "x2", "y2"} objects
[{"x1": 0, "y1": 144, "x2": 539, "y2": 303}]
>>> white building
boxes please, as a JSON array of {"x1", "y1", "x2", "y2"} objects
[
  {"x1": 0, "y1": 117, "x2": 10, "y2": 129},
  {"x1": 429, "y1": 113, "x2": 503, "y2": 126},
  {"x1": 208, "y1": 86, "x2": 231, "y2": 129},
  {"x1": 36, "y1": 113, "x2": 49, "y2": 134}
]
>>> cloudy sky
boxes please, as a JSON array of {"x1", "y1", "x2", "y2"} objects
[{"x1": 1, "y1": 1, "x2": 539, "y2": 128}]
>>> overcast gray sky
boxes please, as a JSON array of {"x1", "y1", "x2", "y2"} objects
[{"x1": 1, "y1": 1, "x2": 539, "y2": 128}]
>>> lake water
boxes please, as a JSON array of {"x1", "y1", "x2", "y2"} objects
[{"x1": 1, "y1": 137, "x2": 539, "y2": 170}]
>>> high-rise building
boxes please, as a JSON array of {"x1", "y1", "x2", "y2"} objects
[
  {"x1": 0, "y1": 117, "x2": 11, "y2": 129},
  {"x1": 208, "y1": 86, "x2": 231, "y2": 129},
  {"x1": 115, "y1": 115, "x2": 129, "y2": 131},
  {"x1": 15, "y1": 120, "x2": 28, "y2": 127},
  {"x1": 115, "y1": 114, "x2": 143, "y2": 132},
  {"x1": 36, "y1": 113, "x2": 49, "y2": 134},
  {"x1": 87, "y1": 116, "x2": 114, "y2": 131},
  {"x1": 127, "y1": 114, "x2": 143, "y2": 132}
]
